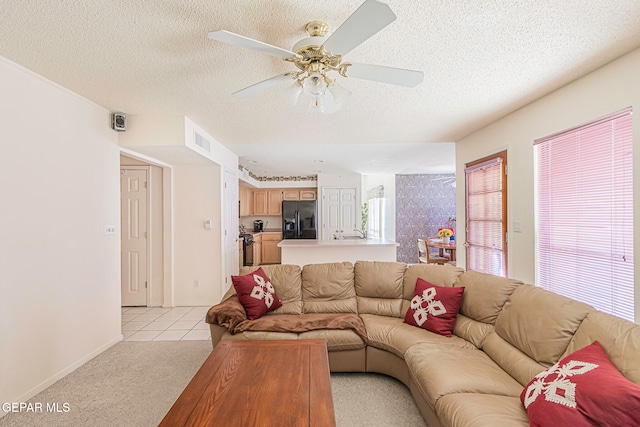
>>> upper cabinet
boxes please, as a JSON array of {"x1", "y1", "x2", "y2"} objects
[
  {"x1": 267, "y1": 190, "x2": 283, "y2": 215},
  {"x1": 283, "y1": 189, "x2": 300, "y2": 200},
  {"x1": 299, "y1": 190, "x2": 317, "y2": 200},
  {"x1": 239, "y1": 186, "x2": 253, "y2": 217},
  {"x1": 253, "y1": 190, "x2": 268, "y2": 216},
  {"x1": 240, "y1": 187, "x2": 316, "y2": 217},
  {"x1": 283, "y1": 189, "x2": 317, "y2": 201}
]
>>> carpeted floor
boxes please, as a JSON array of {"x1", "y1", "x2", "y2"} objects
[{"x1": 0, "y1": 341, "x2": 426, "y2": 427}]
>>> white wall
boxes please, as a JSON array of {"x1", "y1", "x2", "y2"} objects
[
  {"x1": 455, "y1": 47, "x2": 640, "y2": 321},
  {"x1": 172, "y1": 164, "x2": 222, "y2": 306},
  {"x1": 0, "y1": 57, "x2": 121, "y2": 406}
]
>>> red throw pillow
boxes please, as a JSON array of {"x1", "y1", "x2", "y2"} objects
[
  {"x1": 403, "y1": 278, "x2": 464, "y2": 337},
  {"x1": 231, "y1": 267, "x2": 282, "y2": 320},
  {"x1": 521, "y1": 341, "x2": 640, "y2": 426}
]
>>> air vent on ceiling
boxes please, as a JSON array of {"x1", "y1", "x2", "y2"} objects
[{"x1": 194, "y1": 131, "x2": 211, "y2": 153}]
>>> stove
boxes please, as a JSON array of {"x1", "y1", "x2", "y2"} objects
[{"x1": 240, "y1": 233, "x2": 254, "y2": 266}]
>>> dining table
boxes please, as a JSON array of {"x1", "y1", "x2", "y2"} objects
[{"x1": 427, "y1": 239, "x2": 457, "y2": 262}]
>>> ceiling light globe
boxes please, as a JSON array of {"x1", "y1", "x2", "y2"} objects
[{"x1": 304, "y1": 73, "x2": 327, "y2": 96}]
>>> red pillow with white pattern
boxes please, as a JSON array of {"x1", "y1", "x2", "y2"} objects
[
  {"x1": 521, "y1": 341, "x2": 640, "y2": 427},
  {"x1": 231, "y1": 267, "x2": 282, "y2": 320},
  {"x1": 403, "y1": 278, "x2": 464, "y2": 337}
]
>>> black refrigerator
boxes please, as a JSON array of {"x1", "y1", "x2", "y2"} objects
[{"x1": 282, "y1": 200, "x2": 317, "y2": 239}]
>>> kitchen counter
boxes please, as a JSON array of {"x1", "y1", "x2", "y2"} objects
[
  {"x1": 247, "y1": 230, "x2": 282, "y2": 236},
  {"x1": 278, "y1": 238, "x2": 398, "y2": 266}
]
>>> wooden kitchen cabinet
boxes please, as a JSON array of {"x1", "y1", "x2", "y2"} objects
[
  {"x1": 261, "y1": 233, "x2": 282, "y2": 264},
  {"x1": 242, "y1": 187, "x2": 316, "y2": 217},
  {"x1": 267, "y1": 190, "x2": 283, "y2": 215},
  {"x1": 299, "y1": 189, "x2": 317, "y2": 200},
  {"x1": 239, "y1": 186, "x2": 253, "y2": 216},
  {"x1": 283, "y1": 189, "x2": 317, "y2": 201},
  {"x1": 282, "y1": 189, "x2": 300, "y2": 200},
  {"x1": 253, "y1": 190, "x2": 268, "y2": 216}
]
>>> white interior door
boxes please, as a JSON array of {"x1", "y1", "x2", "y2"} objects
[
  {"x1": 340, "y1": 188, "x2": 357, "y2": 233},
  {"x1": 223, "y1": 170, "x2": 239, "y2": 293},
  {"x1": 322, "y1": 188, "x2": 357, "y2": 239},
  {"x1": 121, "y1": 168, "x2": 148, "y2": 306},
  {"x1": 323, "y1": 188, "x2": 340, "y2": 239}
]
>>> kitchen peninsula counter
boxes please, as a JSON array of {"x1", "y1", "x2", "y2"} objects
[{"x1": 278, "y1": 238, "x2": 398, "y2": 266}]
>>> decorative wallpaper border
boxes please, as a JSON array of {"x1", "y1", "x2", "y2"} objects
[{"x1": 239, "y1": 165, "x2": 317, "y2": 182}]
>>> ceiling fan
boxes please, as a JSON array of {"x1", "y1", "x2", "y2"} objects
[{"x1": 208, "y1": 0, "x2": 424, "y2": 114}]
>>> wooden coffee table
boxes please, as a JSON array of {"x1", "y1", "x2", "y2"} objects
[{"x1": 159, "y1": 339, "x2": 336, "y2": 427}]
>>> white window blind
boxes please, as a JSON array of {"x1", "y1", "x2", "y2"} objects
[
  {"x1": 465, "y1": 154, "x2": 507, "y2": 277},
  {"x1": 534, "y1": 108, "x2": 634, "y2": 322}
]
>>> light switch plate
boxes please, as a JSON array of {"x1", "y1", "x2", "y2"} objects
[
  {"x1": 104, "y1": 225, "x2": 116, "y2": 236},
  {"x1": 513, "y1": 220, "x2": 522, "y2": 233}
]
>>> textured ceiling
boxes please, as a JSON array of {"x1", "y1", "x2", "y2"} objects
[{"x1": 1, "y1": 1, "x2": 640, "y2": 175}]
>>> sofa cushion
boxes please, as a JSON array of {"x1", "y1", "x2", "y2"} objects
[
  {"x1": 482, "y1": 331, "x2": 548, "y2": 387},
  {"x1": 240, "y1": 264, "x2": 303, "y2": 315},
  {"x1": 454, "y1": 270, "x2": 523, "y2": 324},
  {"x1": 494, "y1": 284, "x2": 593, "y2": 366},
  {"x1": 563, "y1": 310, "x2": 640, "y2": 385},
  {"x1": 404, "y1": 279, "x2": 464, "y2": 337},
  {"x1": 298, "y1": 329, "x2": 366, "y2": 351},
  {"x1": 405, "y1": 343, "x2": 523, "y2": 408},
  {"x1": 436, "y1": 394, "x2": 529, "y2": 427},
  {"x1": 221, "y1": 331, "x2": 299, "y2": 341},
  {"x1": 354, "y1": 261, "x2": 406, "y2": 317},
  {"x1": 453, "y1": 314, "x2": 494, "y2": 348},
  {"x1": 521, "y1": 341, "x2": 640, "y2": 427},
  {"x1": 232, "y1": 267, "x2": 282, "y2": 319},
  {"x1": 402, "y1": 264, "x2": 464, "y2": 314},
  {"x1": 301, "y1": 262, "x2": 357, "y2": 314},
  {"x1": 361, "y1": 314, "x2": 475, "y2": 358}
]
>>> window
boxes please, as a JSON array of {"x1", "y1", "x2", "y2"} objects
[
  {"x1": 534, "y1": 108, "x2": 634, "y2": 322},
  {"x1": 465, "y1": 151, "x2": 508, "y2": 277}
]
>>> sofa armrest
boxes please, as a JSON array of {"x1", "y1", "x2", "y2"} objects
[
  {"x1": 205, "y1": 296, "x2": 247, "y2": 330},
  {"x1": 209, "y1": 324, "x2": 227, "y2": 348}
]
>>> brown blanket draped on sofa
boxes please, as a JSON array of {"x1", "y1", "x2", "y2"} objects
[{"x1": 206, "y1": 297, "x2": 368, "y2": 344}]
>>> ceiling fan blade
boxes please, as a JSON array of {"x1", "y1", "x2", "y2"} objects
[
  {"x1": 322, "y1": 0, "x2": 397, "y2": 56},
  {"x1": 208, "y1": 30, "x2": 299, "y2": 60},
  {"x1": 232, "y1": 74, "x2": 294, "y2": 99},
  {"x1": 346, "y1": 63, "x2": 424, "y2": 87}
]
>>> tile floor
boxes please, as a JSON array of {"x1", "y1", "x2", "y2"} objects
[{"x1": 121, "y1": 306, "x2": 211, "y2": 341}]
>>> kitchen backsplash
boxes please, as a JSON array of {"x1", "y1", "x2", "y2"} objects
[
  {"x1": 240, "y1": 216, "x2": 282, "y2": 232},
  {"x1": 395, "y1": 174, "x2": 456, "y2": 263}
]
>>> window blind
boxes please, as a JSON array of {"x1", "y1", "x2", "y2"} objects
[
  {"x1": 534, "y1": 108, "x2": 634, "y2": 322},
  {"x1": 465, "y1": 154, "x2": 507, "y2": 277}
]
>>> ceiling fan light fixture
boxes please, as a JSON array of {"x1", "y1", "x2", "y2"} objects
[
  {"x1": 286, "y1": 80, "x2": 304, "y2": 106},
  {"x1": 327, "y1": 80, "x2": 352, "y2": 109},
  {"x1": 308, "y1": 95, "x2": 326, "y2": 114},
  {"x1": 303, "y1": 72, "x2": 328, "y2": 97}
]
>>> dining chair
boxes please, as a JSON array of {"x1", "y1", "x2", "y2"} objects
[
  {"x1": 417, "y1": 239, "x2": 428, "y2": 263},
  {"x1": 425, "y1": 237, "x2": 449, "y2": 265}
]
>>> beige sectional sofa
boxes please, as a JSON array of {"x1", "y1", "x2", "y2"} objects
[{"x1": 206, "y1": 261, "x2": 640, "y2": 426}]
